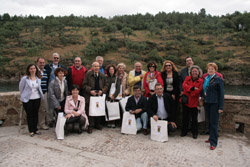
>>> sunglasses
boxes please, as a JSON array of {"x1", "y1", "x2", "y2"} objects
[
  {"x1": 149, "y1": 65, "x2": 155, "y2": 68},
  {"x1": 54, "y1": 57, "x2": 59, "y2": 60},
  {"x1": 165, "y1": 64, "x2": 172, "y2": 67}
]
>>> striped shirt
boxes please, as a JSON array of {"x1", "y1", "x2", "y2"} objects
[{"x1": 39, "y1": 68, "x2": 48, "y2": 94}]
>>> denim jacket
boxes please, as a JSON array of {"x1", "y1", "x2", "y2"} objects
[
  {"x1": 203, "y1": 75, "x2": 224, "y2": 110},
  {"x1": 19, "y1": 76, "x2": 44, "y2": 103}
]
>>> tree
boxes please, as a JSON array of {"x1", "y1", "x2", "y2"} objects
[{"x1": 121, "y1": 27, "x2": 133, "y2": 38}]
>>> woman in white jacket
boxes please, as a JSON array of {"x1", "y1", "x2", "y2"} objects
[{"x1": 19, "y1": 64, "x2": 44, "y2": 137}]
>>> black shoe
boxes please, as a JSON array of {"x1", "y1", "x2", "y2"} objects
[
  {"x1": 87, "y1": 127, "x2": 92, "y2": 134},
  {"x1": 95, "y1": 124, "x2": 102, "y2": 130},
  {"x1": 193, "y1": 134, "x2": 198, "y2": 139},
  {"x1": 180, "y1": 132, "x2": 187, "y2": 137}
]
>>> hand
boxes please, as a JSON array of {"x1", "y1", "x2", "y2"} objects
[
  {"x1": 218, "y1": 109, "x2": 223, "y2": 113},
  {"x1": 65, "y1": 114, "x2": 72, "y2": 119},
  {"x1": 98, "y1": 90, "x2": 103, "y2": 96},
  {"x1": 57, "y1": 106, "x2": 61, "y2": 110},
  {"x1": 153, "y1": 115, "x2": 158, "y2": 121},
  {"x1": 111, "y1": 95, "x2": 115, "y2": 100},
  {"x1": 194, "y1": 87, "x2": 198, "y2": 90},
  {"x1": 90, "y1": 90, "x2": 96, "y2": 96},
  {"x1": 129, "y1": 110, "x2": 134, "y2": 114},
  {"x1": 73, "y1": 111, "x2": 80, "y2": 116},
  {"x1": 197, "y1": 106, "x2": 201, "y2": 110},
  {"x1": 180, "y1": 91, "x2": 183, "y2": 96},
  {"x1": 139, "y1": 74, "x2": 144, "y2": 79},
  {"x1": 134, "y1": 109, "x2": 142, "y2": 114},
  {"x1": 169, "y1": 122, "x2": 177, "y2": 128},
  {"x1": 172, "y1": 94, "x2": 175, "y2": 100}
]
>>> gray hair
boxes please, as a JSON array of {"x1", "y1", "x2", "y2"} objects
[
  {"x1": 96, "y1": 56, "x2": 104, "y2": 61},
  {"x1": 189, "y1": 65, "x2": 203, "y2": 78},
  {"x1": 52, "y1": 52, "x2": 60, "y2": 58},
  {"x1": 92, "y1": 61, "x2": 99, "y2": 67},
  {"x1": 117, "y1": 63, "x2": 126, "y2": 69}
]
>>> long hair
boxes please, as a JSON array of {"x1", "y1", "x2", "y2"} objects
[
  {"x1": 26, "y1": 64, "x2": 41, "y2": 78},
  {"x1": 161, "y1": 60, "x2": 178, "y2": 72}
]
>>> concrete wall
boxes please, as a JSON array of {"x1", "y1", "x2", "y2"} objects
[{"x1": 0, "y1": 92, "x2": 249, "y2": 135}]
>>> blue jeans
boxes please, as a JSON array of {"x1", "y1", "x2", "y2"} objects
[
  {"x1": 136, "y1": 112, "x2": 148, "y2": 131},
  {"x1": 205, "y1": 103, "x2": 220, "y2": 147}
]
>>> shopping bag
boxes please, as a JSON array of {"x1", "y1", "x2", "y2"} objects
[
  {"x1": 149, "y1": 79, "x2": 157, "y2": 91},
  {"x1": 89, "y1": 94, "x2": 106, "y2": 116},
  {"x1": 121, "y1": 112, "x2": 137, "y2": 135},
  {"x1": 106, "y1": 101, "x2": 120, "y2": 121},
  {"x1": 109, "y1": 78, "x2": 123, "y2": 100},
  {"x1": 55, "y1": 113, "x2": 66, "y2": 140},
  {"x1": 119, "y1": 96, "x2": 130, "y2": 113},
  {"x1": 150, "y1": 117, "x2": 168, "y2": 142},
  {"x1": 198, "y1": 106, "x2": 205, "y2": 123}
]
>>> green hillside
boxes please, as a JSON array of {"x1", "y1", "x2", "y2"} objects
[{"x1": 0, "y1": 9, "x2": 250, "y2": 85}]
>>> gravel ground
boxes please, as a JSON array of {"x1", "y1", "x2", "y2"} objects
[{"x1": 0, "y1": 126, "x2": 249, "y2": 167}]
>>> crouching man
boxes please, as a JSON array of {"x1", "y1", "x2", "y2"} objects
[
  {"x1": 147, "y1": 83, "x2": 177, "y2": 133},
  {"x1": 125, "y1": 85, "x2": 148, "y2": 135}
]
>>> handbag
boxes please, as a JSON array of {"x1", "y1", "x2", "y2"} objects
[
  {"x1": 181, "y1": 94, "x2": 188, "y2": 104},
  {"x1": 149, "y1": 79, "x2": 157, "y2": 91},
  {"x1": 89, "y1": 94, "x2": 106, "y2": 116},
  {"x1": 66, "y1": 100, "x2": 81, "y2": 124},
  {"x1": 150, "y1": 118, "x2": 168, "y2": 142},
  {"x1": 106, "y1": 101, "x2": 120, "y2": 121},
  {"x1": 109, "y1": 77, "x2": 123, "y2": 100},
  {"x1": 119, "y1": 96, "x2": 130, "y2": 113},
  {"x1": 121, "y1": 112, "x2": 137, "y2": 135},
  {"x1": 198, "y1": 106, "x2": 205, "y2": 123}
]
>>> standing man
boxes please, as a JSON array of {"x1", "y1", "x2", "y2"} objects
[
  {"x1": 44, "y1": 52, "x2": 66, "y2": 127},
  {"x1": 147, "y1": 83, "x2": 177, "y2": 133},
  {"x1": 82, "y1": 62, "x2": 108, "y2": 133},
  {"x1": 125, "y1": 85, "x2": 148, "y2": 135},
  {"x1": 180, "y1": 56, "x2": 194, "y2": 93},
  {"x1": 96, "y1": 56, "x2": 106, "y2": 74},
  {"x1": 36, "y1": 57, "x2": 49, "y2": 130},
  {"x1": 66, "y1": 57, "x2": 87, "y2": 95},
  {"x1": 128, "y1": 62, "x2": 146, "y2": 95}
]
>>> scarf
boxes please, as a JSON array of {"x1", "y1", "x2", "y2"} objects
[
  {"x1": 203, "y1": 74, "x2": 215, "y2": 94},
  {"x1": 56, "y1": 76, "x2": 65, "y2": 101}
]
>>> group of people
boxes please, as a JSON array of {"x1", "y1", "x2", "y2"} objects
[{"x1": 19, "y1": 53, "x2": 224, "y2": 150}]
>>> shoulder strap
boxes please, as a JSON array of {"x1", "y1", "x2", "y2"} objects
[{"x1": 77, "y1": 100, "x2": 80, "y2": 109}]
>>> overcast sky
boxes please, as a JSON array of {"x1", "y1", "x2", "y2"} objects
[{"x1": 0, "y1": 0, "x2": 249, "y2": 18}]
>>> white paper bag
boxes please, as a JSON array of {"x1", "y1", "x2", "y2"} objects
[
  {"x1": 119, "y1": 96, "x2": 130, "y2": 113},
  {"x1": 198, "y1": 106, "x2": 205, "y2": 123},
  {"x1": 149, "y1": 79, "x2": 157, "y2": 91},
  {"x1": 109, "y1": 80, "x2": 123, "y2": 100},
  {"x1": 89, "y1": 94, "x2": 106, "y2": 116},
  {"x1": 106, "y1": 101, "x2": 120, "y2": 121},
  {"x1": 150, "y1": 118, "x2": 168, "y2": 142},
  {"x1": 121, "y1": 112, "x2": 137, "y2": 135},
  {"x1": 55, "y1": 114, "x2": 66, "y2": 140}
]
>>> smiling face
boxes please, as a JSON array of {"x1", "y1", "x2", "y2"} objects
[
  {"x1": 29, "y1": 65, "x2": 36, "y2": 76},
  {"x1": 57, "y1": 71, "x2": 64, "y2": 81},
  {"x1": 74, "y1": 57, "x2": 82, "y2": 68},
  {"x1": 135, "y1": 62, "x2": 142, "y2": 73},
  {"x1": 207, "y1": 66, "x2": 216, "y2": 76},
  {"x1": 186, "y1": 57, "x2": 194, "y2": 68},
  {"x1": 109, "y1": 66, "x2": 115, "y2": 76},
  {"x1": 164, "y1": 63, "x2": 172, "y2": 72},
  {"x1": 191, "y1": 68, "x2": 199, "y2": 80},
  {"x1": 53, "y1": 54, "x2": 60, "y2": 65},
  {"x1": 118, "y1": 66, "x2": 124, "y2": 74},
  {"x1": 37, "y1": 58, "x2": 45, "y2": 70},
  {"x1": 155, "y1": 85, "x2": 163, "y2": 97},
  {"x1": 92, "y1": 62, "x2": 100, "y2": 73},
  {"x1": 71, "y1": 88, "x2": 79, "y2": 97},
  {"x1": 134, "y1": 88, "x2": 141, "y2": 98}
]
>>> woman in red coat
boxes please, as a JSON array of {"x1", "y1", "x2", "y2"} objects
[
  {"x1": 180, "y1": 65, "x2": 203, "y2": 139},
  {"x1": 143, "y1": 62, "x2": 163, "y2": 97}
]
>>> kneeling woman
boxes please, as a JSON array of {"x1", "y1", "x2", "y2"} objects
[{"x1": 64, "y1": 85, "x2": 89, "y2": 134}]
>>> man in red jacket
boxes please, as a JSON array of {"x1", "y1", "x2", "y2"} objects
[{"x1": 66, "y1": 57, "x2": 87, "y2": 95}]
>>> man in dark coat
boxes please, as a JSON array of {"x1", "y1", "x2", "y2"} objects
[
  {"x1": 125, "y1": 85, "x2": 148, "y2": 135},
  {"x1": 82, "y1": 61, "x2": 108, "y2": 133},
  {"x1": 147, "y1": 83, "x2": 177, "y2": 133}
]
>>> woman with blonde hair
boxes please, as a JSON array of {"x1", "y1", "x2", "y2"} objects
[
  {"x1": 203, "y1": 62, "x2": 224, "y2": 150},
  {"x1": 161, "y1": 60, "x2": 180, "y2": 119},
  {"x1": 116, "y1": 63, "x2": 130, "y2": 96}
]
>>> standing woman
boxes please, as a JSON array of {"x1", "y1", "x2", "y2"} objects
[
  {"x1": 116, "y1": 63, "x2": 130, "y2": 97},
  {"x1": 161, "y1": 60, "x2": 180, "y2": 117},
  {"x1": 106, "y1": 64, "x2": 121, "y2": 128},
  {"x1": 48, "y1": 68, "x2": 68, "y2": 116},
  {"x1": 203, "y1": 62, "x2": 224, "y2": 150},
  {"x1": 19, "y1": 64, "x2": 44, "y2": 137},
  {"x1": 180, "y1": 65, "x2": 203, "y2": 139},
  {"x1": 143, "y1": 62, "x2": 163, "y2": 97}
]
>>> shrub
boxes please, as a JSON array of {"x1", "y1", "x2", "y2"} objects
[
  {"x1": 128, "y1": 52, "x2": 141, "y2": 63},
  {"x1": 147, "y1": 49, "x2": 163, "y2": 63}
]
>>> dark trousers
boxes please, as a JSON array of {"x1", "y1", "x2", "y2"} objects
[
  {"x1": 204, "y1": 103, "x2": 219, "y2": 147},
  {"x1": 23, "y1": 98, "x2": 41, "y2": 133},
  {"x1": 85, "y1": 101, "x2": 103, "y2": 129},
  {"x1": 65, "y1": 116, "x2": 86, "y2": 133},
  {"x1": 181, "y1": 104, "x2": 198, "y2": 135}
]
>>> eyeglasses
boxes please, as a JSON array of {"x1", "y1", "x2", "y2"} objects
[
  {"x1": 165, "y1": 64, "x2": 172, "y2": 67},
  {"x1": 149, "y1": 65, "x2": 155, "y2": 68},
  {"x1": 54, "y1": 57, "x2": 59, "y2": 60}
]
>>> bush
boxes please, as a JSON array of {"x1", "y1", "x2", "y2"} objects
[
  {"x1": 147, "y1": 49, "x2": 163, "y2": 63},
  {"x1": 128, "y1": 52, "x2": 141, "y2": 63},
  {"x1": 125, "y1": 40, "x2": 146, "y2": 53}
]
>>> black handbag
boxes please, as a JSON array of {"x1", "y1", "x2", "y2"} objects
[
  {"x1": 181, "y1": 94, "x2": 189, "y2": 104},
  {"x1": 66, "y1": 100, "x2": 81, "y2": 124}
]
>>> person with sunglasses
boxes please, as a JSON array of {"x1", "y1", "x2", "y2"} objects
[
  {"x1": 143, "y1": 62, "x2": 163, "y2": 97},
  {"x1": 161, "y1": 60, "x2": 180, "y2": 121}
]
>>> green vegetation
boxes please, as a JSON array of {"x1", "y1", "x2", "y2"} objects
[{"x1": 0, "y1": 9, "x2": 250, "y2": 85}]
